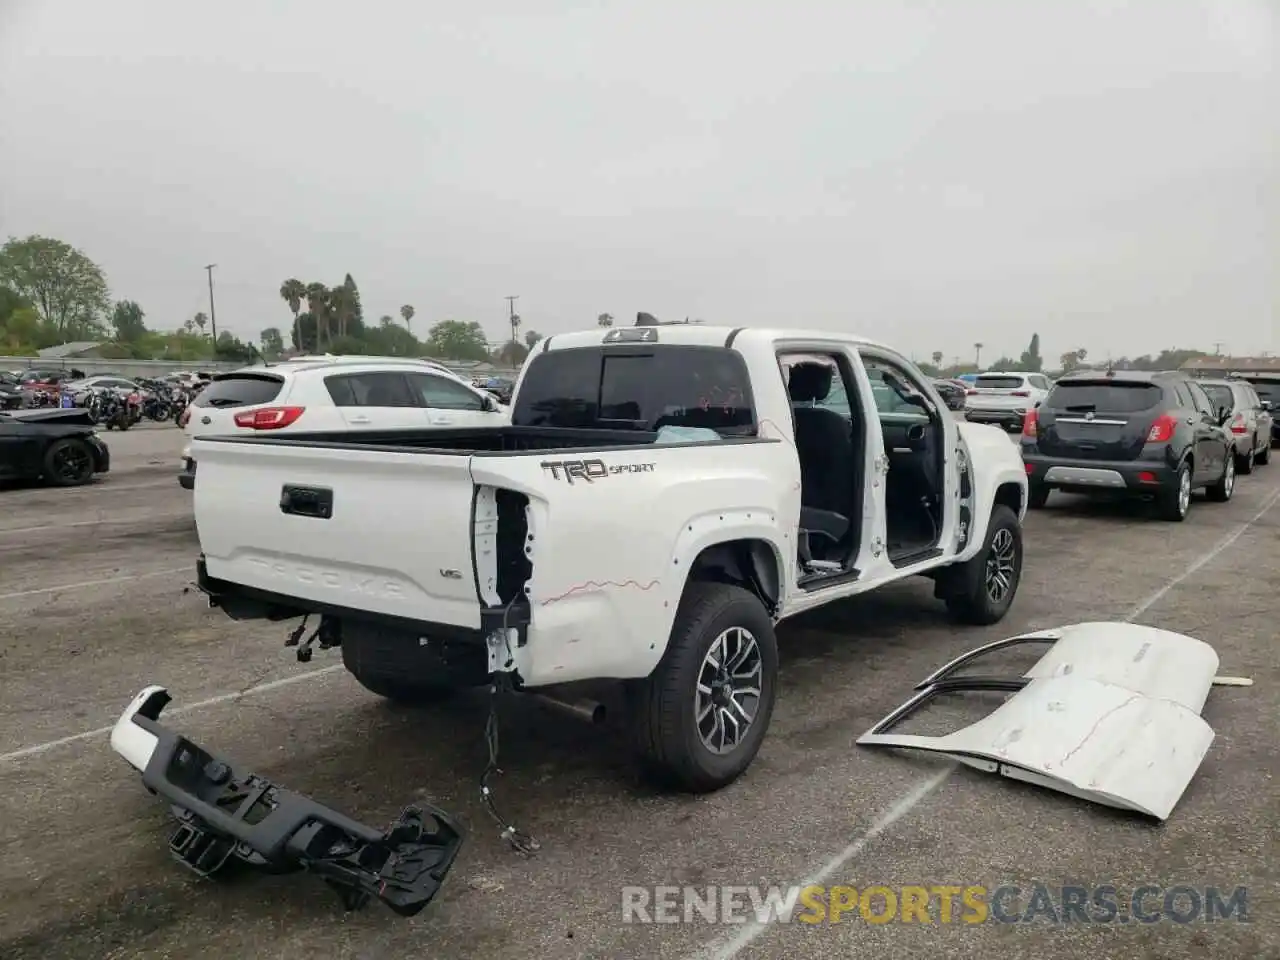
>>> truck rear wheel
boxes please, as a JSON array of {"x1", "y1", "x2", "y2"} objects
[
  {"x1": 346, "y1": 670, "x2": 458, "y2": 705},
  {"x1": 340, "y1": 625, "x2": 477, "y2": 705},
  {"x1": 629, "y1": 582, "x2": 778, "y2": 793}
]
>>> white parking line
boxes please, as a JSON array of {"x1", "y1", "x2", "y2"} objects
[
  {"x1": 692, "y1": 481, "x2": 1280, "y2": 960},
  {"x1": 0, "y1": 517, "x2": 161, "y2": 535},
  {"x1": 0, "y1": 665, "x2": 344, "y2": 763},
  {"x1": 0, "y1": 566, "x2": 190, "y2": 602}
]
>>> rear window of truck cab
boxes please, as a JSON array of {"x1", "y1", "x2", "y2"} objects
[
  {"x1": 1044, "y1": 380, "x2": 1164, "y2": 413},
  {"x1": 512, "y1": 345, "x2": 756, "y2": 435}
]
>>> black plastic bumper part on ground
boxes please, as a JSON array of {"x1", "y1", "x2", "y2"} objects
[{"x1": 120, "y1": 689, "x2": 464, "y2": 916}]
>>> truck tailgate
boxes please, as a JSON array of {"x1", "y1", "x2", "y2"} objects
[{"x1": 192, "y1": 438, "x2": 482, "y2": 627}]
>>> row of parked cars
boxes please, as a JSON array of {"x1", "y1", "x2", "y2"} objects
[{"x1": 966, "y1": 367, "x2": 1276, "y2": 521}]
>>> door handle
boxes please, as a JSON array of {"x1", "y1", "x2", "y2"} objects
[
  {"x1": 431, "y1": 417, "x2": 453, "y2": 425},
  {"x1": 348, "y1": 415, "x2": 371, "y2": 424}
]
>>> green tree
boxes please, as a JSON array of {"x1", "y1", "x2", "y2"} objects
[
  {"x1": 193, "y1": 312, "x2": 208, "y2": 336},
  {"x1": 110, "y1": 300, "x2": 148, "y2": 343},
  {"x1": 425, "y1": 319, "x2": 489, "y2": 361},
  {"x1": 931, "y1": 351, "x2": 944, "y2": 368},
  {"x1": 495, "y1": 340, "x2": 528, "y2": 367},
  {"x1": 1019, "y1": 333, "x2": 1043, "y2": 372},
  {"x1": 215, "y1": 330, "x2": 257, "y2": 363},
  {"x1": 400, "y1": 303, "x2": 415, "y2": 337},
  {"x1": 0, "y1": 235, "x2": 110, "y2": 340},
  {"x1": 597, "y1": 313, "x2": 613, "y2": 328},
  {"x1": 328, "y1": 283, "x2": 355, "y2": 341},
  {"x1": 259, "y1": 327, "x2": 285, "y2": 358},
  {"x1": 0, "y1": 284, "x2": 32, "y2": 327},
  {"x1": 305, "y1": 283, "x2": 330, "y2": 349},
  {"x1": 1, "y1": 306, "x2": 41, "y2": 350},
  {"x1": 280, "y1": 278, "x2": 305, "y2": 349},
  {"x1": 341, "y1": 274, "x2": 365, "y2": 335},
  {"x1": 524, "y1": 329, "x2": 542, "y2": 349}
]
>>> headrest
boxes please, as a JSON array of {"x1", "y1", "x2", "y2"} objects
[{"x1": 788, "y1": 362, "x2": 834, "y2": 403}]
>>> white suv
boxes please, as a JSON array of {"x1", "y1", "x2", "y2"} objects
[
  {"x1": 963, "y1": 371, "x2": 1052, "y2": 430},
  {"x1": 178, "y1": 357, "x2": 508, "y2": 488}
]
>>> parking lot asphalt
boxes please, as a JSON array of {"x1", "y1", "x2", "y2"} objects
[{"x1": 1, "y1": 422, "x2": 1276, "y2": 960}]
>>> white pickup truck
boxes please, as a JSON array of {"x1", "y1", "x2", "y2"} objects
[{"x1": 190, "y1": 325, "x2": 1028, "y2": 792}]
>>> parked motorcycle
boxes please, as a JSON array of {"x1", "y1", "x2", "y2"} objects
[{"x1": 87, "y1": 388, "x2": 132, "y2": 430}]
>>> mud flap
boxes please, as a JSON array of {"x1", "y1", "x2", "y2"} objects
[{"x1": 110, "y1": 686, "x2": 464, "y2": 916}]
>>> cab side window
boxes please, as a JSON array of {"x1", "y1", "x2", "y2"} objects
[
  {"x1": 408, "y1": 372, "x2": 486, "y2": 410},
  {"x1": 1186, "y1": 381, "x2": 1214, "y2": 417},
  {"x1": 862, "y1": 358, "x2": 930, "y2": 420}
]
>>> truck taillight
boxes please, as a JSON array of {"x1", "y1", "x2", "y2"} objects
[
  {"x1": 234, "y1": 406, "x2": 305, "y2": 429},
  {"x1": 1229, "y1": 414, "x2": 1247, "y2": 434},
  {"x1": 1147, "y1": 414, "x2": 1177, "y2": 443},
  {"x1": 1022, "y1": 409, "x2": 1038, "y2": 438},
  {"x1": 1011, "y1": 390, "x2": 1030, "y2": 397}
]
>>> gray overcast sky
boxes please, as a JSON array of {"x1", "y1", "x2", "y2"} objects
[{"x1": 1, "y1": 0, "x2": 1275, "y2": 364}]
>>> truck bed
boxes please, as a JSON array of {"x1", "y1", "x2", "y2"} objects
[
  {"x1": 202, "y1": 424, "x2": 675, "y2": 456},
  {"x1": 190, "y1": 423, "x2": 773, "y2": 645}
]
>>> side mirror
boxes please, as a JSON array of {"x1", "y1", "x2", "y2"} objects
[
  {"x1": 1261, "y1": 400, "x2": 1272, "y2": 412},
  {"x1": 482, "y1": 395, "x2": 497, "y2": 412}
]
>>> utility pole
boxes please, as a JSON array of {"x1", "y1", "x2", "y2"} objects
[
  {"x1": 505, "y1": 295, "x2": 520, "y2": 342},
  {"x1": 974, "y1": 342, "x2": 984, "y2": 369},
  {"x1": 1213, "y1": 341, "x2": 1225, "y2": 356},
  {"x1": 204, "y1": 264, "x2": 218, "y2": 342}
]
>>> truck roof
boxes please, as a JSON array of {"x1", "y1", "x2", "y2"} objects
[{"x1": 538, "y1": 325, "x2": 895, "y2": 354}]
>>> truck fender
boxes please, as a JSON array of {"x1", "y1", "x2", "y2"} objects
[
  {"x1": 667, "y1": 511, "x2": 789, "y2": 625},
  {"x1": 952, "y1": 423, "x2": 1027, "y2": 562}
]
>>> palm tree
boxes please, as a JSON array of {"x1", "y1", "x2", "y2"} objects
[
  {"x1": 524, "y1": 329, "x2": 542, "y2": 349},
  {"x1": 974, "y1": 342, "x2": 984, "y2": 368},
  {"x1": 279, "y1": 279, "x2": 305, "y2": 346},
  {"x1": 597, "y1": 313, "x2": 614, "y2": 328},
  {"x1": 400, "y1": 304, "x2": 415, "y2": 337},
  {"x1": 193, "y1": 312, "x2": 208, "y2": 336},
  {"x1": 328, "y1": 285, "x2": 353, "y2": 341},
  {"x1": 931, "y1": 350, "x2": 944, "y2": 368},
  {"x1": 304, "y1": 283, "x2": 329, "y2": 350}
]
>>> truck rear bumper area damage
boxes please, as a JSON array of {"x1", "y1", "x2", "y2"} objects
[
  {"x1": 110, "y1": 685, "x2": 465, "y2": 916},
  {"x1": 194, "y1": 556, "x2": 530, "y2": 646}
]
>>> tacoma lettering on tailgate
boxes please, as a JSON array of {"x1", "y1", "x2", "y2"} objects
[{"x1": 246, "y1": 557, "x2": 405, "y2": 599}]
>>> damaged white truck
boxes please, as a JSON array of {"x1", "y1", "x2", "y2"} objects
[{"x1": 186, "y1": 325, "x2": 1028, "y2": 792}]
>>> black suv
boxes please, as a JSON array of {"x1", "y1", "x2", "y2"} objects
[{"x1": 1021, "y1": 370, "x2": 1236, "y2": 521}]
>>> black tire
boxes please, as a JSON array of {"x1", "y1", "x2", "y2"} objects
[
  {"x1": 1157, "y1": 461, "x2": 1193, "y2": 521},
  {"x1": 630, "y1": 582, "x2": 778, "y2": 793},
  {"x1": 340, "y1": 633, "x2": 464, "y2": 705},
  {"x1": 42, "y1": 438, "x2": 96, "y2": 487},
  {"x1": 1236, "y1": 439, "x2": 1254, "y2": 475},
  {"x1": 944, "y1": 504, "x2": 1023, "y2": 625},
  {"x1": 1206, "y1": 450, "x2": 1235, "y2": 503},
  {"x1": 347, "y1": 671, "x2": 458, "y2": 705},
  {"x1": 1027, "y1": 483, "x2": 1050, "y2": 509}
]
